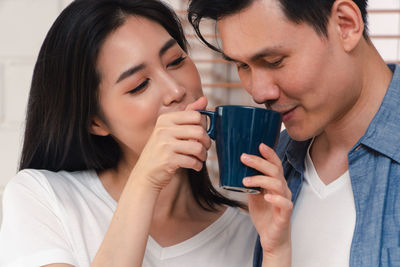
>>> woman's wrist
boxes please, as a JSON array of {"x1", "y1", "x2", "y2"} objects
[{"x1": 127, "y1": 168, "x2": 164, "y2": 195}]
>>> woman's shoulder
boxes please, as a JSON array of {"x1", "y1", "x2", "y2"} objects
[
  {"x1": 5, "y1": 169, "x2": 57, "y2": 195},
  {"x1": 8, "y1": 168, "x2": 93, "y2": 188},
  {"x1": 4, "y1": 169, "x2": 96, "y2": 201},
  {"x1": 222, "y1": 206, "x2": 255, "y2": 229},
  {"x1": 210, "y1": 206, "x2": 257, "y2": 251},
  {"x1": 2, "y1": 169, "x2": 109, "y2": 223}
]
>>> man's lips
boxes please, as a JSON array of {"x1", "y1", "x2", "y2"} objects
[{"x1": 274, "y1": 106, "x2": 297, "y2": 122}]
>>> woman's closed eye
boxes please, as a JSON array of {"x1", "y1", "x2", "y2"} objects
[
  {"x1": 167, "y1": 56, "x2": 186, "y2": 68},
  {"x1": 128, "y1": 78, "x2": 149, "y2": 94}
]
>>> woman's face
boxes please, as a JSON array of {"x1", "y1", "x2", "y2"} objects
[{"x1": 94, "y1": 16, "x2": 203, "y2": 162}]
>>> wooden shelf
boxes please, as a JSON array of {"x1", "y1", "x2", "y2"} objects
[
  {"x1": 202, "y1": 82, "x2": 242, "y2": 88},
  {"x1": 368, "y1": 9, "x2": 400, "y2": 13},
  {"x1": 186, "y1": 33, "x2": 400, "y2": 39},
  {"x1": 372, "y1": 35, "x2": 400, "y2": 39},
  {"x1": 178, "y1": 9, "x2": 400, "y2": 15},
  {"x1": 193, "y1": 58, "x2": 231, "y2": 64}
]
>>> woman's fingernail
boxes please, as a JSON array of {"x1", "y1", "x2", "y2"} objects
[{"x1": 243, "y1": 177, "x2": 251, "y2": 184}]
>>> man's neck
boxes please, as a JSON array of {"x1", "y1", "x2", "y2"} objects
[{"x1": 310, "y1": 46, "x2": 393, "y2": 184}]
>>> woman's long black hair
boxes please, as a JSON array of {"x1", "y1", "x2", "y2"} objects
[{"x1": 20, "y1": 0, "x2": 244, "y2": 211}]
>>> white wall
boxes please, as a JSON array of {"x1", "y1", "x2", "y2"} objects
[
  {"x1": 0, "y1": 0, "x2": 399, "y2": 219},
  {"x1": 0, "y1": 0, "x2": 73, "y2": 218}
]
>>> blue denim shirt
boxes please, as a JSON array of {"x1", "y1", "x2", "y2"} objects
[{"x1": 253, "y1": 64, "x2": 400, "y2": 267}]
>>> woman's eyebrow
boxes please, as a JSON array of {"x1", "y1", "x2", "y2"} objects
[
  {"x1": 116, "y1": 63, "x2": 146, "y2": 84},
  {"x1": 115, "y1": 39, "x2": 178, "y2": 84},
  {"x1": 159, "y1": 38, "x2": 178, "y2": 57}
]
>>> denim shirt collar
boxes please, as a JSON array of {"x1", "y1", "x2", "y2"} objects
[
  {"x1": 285, "y1": 64, "x2": 400, "y2": 171},
  {"x1": 286, "y1": 138, "x2": 310, "y2": 174},
  {"x1": 358, "y1": 64, "x2": 400, "y2": 163}
]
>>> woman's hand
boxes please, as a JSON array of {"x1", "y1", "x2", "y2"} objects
[
  {"x1": 241, "y1": 143, "x2": 292, "y2": 266},
  {"x1": 131, "y1": 96, "x2": 211, "y2": 192}
]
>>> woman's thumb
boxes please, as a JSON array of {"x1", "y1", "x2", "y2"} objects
[{"x1": 185, "y1": 96, "x2": 208, "y2": 111}]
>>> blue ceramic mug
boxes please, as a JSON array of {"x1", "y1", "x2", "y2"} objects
[{"x1": 199, "y1": 105, "x2": 281, "y2": 194}]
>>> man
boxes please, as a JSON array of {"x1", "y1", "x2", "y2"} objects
[{"x1": 188, "y1": 0, "x2": 400, "y2": 266}]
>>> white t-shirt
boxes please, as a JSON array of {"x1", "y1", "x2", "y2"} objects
[
  {"x1": 291, "y1": 146, "x2": 356, "y2": 267},
  {"x1": 0, "y1": 169, "x2": 257, "y2": 267}
]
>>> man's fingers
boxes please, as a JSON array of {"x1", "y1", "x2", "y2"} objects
[
  {"x1": 243, "y1": 175, "x2": 291, "y2": 198},
  {"x1": 259, "y1": 143, "x2": 282, "y2": 167},
  {"x1": 240, "y1": 153, "x2": 281, "y2": 179},
  {"x1": 264, "y1": 194, "x2": 293, "y2": 221}
]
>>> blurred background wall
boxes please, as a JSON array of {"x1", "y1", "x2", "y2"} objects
[{"x1": 0, "y1": 0, "x2": 399, "y2": 219}]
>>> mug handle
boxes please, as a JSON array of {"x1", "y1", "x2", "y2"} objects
[{"x1": 198, "y1": 110, "x2": 215, "y2": 140}]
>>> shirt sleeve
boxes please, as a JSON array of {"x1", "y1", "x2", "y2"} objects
[
  {"x1": 0, "y1": 170, "x2": 78, "y2": 267},
  {"x1": 252, "y1": 235, "x2": 263, "y2": 267}
]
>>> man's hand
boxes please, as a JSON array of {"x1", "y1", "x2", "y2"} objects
[{"x1": 241, "y1": 143, "x2": 292, "y2": 266}]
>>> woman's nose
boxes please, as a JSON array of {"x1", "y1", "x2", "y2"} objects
[{"x1": 161, "y1": 74, "x2": 186, "y2": 106}]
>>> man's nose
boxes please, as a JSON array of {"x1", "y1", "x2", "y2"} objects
[{"x1": 251, "y1": 70, "x2": 280, "y2": 104}]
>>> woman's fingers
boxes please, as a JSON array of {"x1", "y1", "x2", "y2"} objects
[
  {"x1": 172, "y1": 125, "x2": 211, "y2": 149},
  {"x1": 157, "y1": 110, "x2": 203, "y2": 126},
  {"x1": 175, "y1": 139, "x2": 208, "y2": 162},
  {"x1": 185, "y1": 96, "x2": 208, "y2": 111},
  {"x1": 172, "y1": 153, "x2": 204, "y2": 172},
  {"x1": 152, "y1": 124, "x2": 211, "y2": 151},
  {"x1": 158, "y1": 96, "x2": 208, "y2": 126},
  {"x1": 155, "y1": 136, "x2": 207, "y2": 165}
]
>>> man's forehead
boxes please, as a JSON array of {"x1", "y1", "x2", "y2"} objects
[
  {"x1": 216, "y1": 4, "x2": 291, "y2": 61},
  {"x1": 216, "y1": 0, "x2": 287, "y2": 40},
  {"x1": 221, "y1": 44, "x2": 287, "y2": 63},
  {"x1": 217, "y1": 0, "x2": 284, "y2": 23}
]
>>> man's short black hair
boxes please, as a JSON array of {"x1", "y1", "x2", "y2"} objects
[{"x1": 188, "y1": 0, "x2": 369, "y2": 52}]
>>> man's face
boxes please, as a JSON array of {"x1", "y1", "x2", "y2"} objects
[{"x1": 218, "y1": 0, "x2": 361, "y2": 141}]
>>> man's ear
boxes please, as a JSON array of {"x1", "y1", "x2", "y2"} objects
[
  {"x1": 331, "y1": 0, "x2": 364, "y2": 52},
  {"x1": 90, "y1": 116, "x2": 110, "y2": 136}
]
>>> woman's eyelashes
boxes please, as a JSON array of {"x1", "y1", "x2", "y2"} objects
[
  {"x1": 166, "y1": 55, "x2": 186, "y2": 68},
  {"x1": 126, "y1": 56, "x2": 186, "y2": 95},
  {"x1": 128, "y1": 78, "x2": 149, "y2": 94}
]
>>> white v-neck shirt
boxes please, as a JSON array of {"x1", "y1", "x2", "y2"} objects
[
  {"x1": 143, "y1": 207, "x2": 257, "y2": 266},
  {"x1": 0, "y1": 169, "x2": 257, "y2": 267},
  {"x1": 291, "y1": 146, "x2": 356, "y2": 267}
]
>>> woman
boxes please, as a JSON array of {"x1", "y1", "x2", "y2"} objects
[{"x1": 0, "y1": 0, "x2": 292, "y2": 266}]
